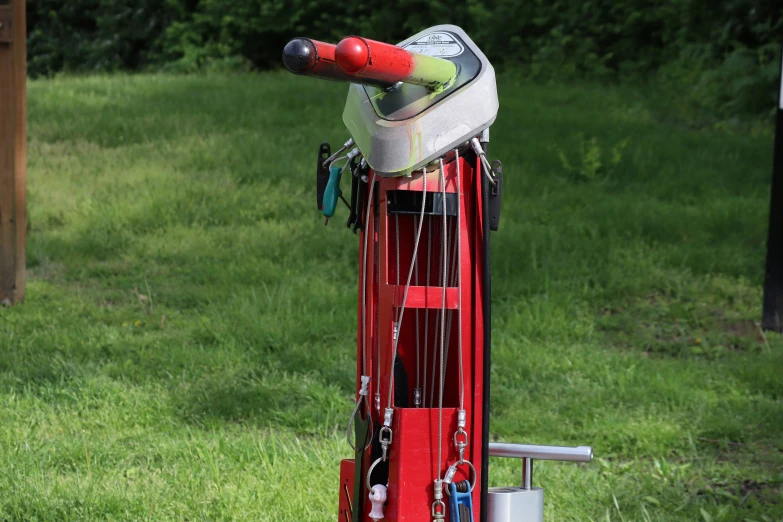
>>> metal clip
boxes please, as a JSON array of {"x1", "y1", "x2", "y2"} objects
[
  {"x1": 454, "y1": 428, "x2": 469, "y2": 463},
  {"x1": 323, "y1": 138, "x2": 355, "y2": 167},
  {"x1": 414, "y1": 388, "x2": 422, "y2": 408},
  {"x1": 469, "y1": 137, "x2": 496, "y2": 186},
  {"x1": 444, "y1": 460, "x2": 477, "y2": 494},
  {"x1": 378, "y1": 409, "x2": 394, "y2": 462},
  {"x1": 432, "y1": 479, "x2": 446, "y2": 521},
  {"x1": 359, "y1": 375, "x2": 370, "y2": 396}
]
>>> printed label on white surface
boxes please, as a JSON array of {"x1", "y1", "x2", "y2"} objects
[{"x1": 403, "y1": 32, "x2": 464, "y2": 58}]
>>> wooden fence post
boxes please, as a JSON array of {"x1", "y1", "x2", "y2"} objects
[{"x1": 0, "y1": 0, "x2": 26, "y2": 305}]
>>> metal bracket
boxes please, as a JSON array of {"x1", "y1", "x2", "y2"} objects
[
  {"x1": 0, "y1": 5, "x2": 12, "y2": 44},
  {"x1": 488, "y1": 442, "x2": 592, "y2": 490}
]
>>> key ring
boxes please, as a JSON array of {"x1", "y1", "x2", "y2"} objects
[
  {"x1": 366, "y1": 456, "x2": 384, "y2": 490},
  {"x1": 443, "y1": 460, "x2": 477, "y2": 495}
]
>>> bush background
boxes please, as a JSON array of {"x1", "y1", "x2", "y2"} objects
[{"x1": 27, "y1": 0, "x2": 783, "y2": 119}]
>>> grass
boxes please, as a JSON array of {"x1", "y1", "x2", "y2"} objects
[{"x1": 1, "y1": 71, "x2": 781, "y2": 521}]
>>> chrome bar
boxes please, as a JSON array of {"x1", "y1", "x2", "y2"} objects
[
  {"x1": 521, "y1": 457, "x2": 533, "y2": 490},
  {"x1": 488, "y1": 443, "x2": 593, "y2": 463}
]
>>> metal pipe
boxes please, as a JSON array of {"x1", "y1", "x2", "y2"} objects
[
  {"x1": 488, "y1": 443, "x2": 593, "y2": 463},
  {"x1": 521, "y1": 457, "x2": 532, "y2": 490}
]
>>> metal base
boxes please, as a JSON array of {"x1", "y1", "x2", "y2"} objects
[{"x1": 487, "y1": 487, "x2": 544, "y2": 522}]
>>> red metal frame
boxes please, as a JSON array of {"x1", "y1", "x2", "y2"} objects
[{"x1": 348, "y1": 154, "x2": 486, "y2": 521}]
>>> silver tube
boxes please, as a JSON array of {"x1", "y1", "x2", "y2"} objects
[
  {"x1": 521, "y1": 457, "x2": 533, "y2": 490},
  {"x1": 488, "y1": 443, "x2": 593, "y2": 463}
]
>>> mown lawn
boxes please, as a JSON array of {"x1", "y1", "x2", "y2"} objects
[{"x1": 1, "y1": 72, "x2": 781, "y2": 521}]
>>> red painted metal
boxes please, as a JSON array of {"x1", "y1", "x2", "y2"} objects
[
  {"x1": 283, "y1": 38, "x2": 392, "y2": 87},
  {"x1": 353, "y1": 155, "x2": 486, "y2": 521},
  {"x1": 304, "y1": 39, "x2": 356, "y2": 83},
  {"x1": 339, "y1": 459, "x2": 355, "y2": 522},
  {"x1": 336, "y1": 36, "x2": 415, "y2": 83}
]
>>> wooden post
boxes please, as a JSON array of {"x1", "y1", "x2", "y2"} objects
[{"x1": 0, "y1": 0, "x2": 26, "y2": 305}]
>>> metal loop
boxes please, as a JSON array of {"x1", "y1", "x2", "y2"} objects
[
  {"x1": 443, "y1": 460, "x2": 477, "y2": 496},
  {"x1": 453, "y1": 427, "x2": 469, "y2": 449},
  {"x1": 379, "y1": 426, "x2": 393, "y2": 446},
  {"x1": 366, "y1": 457, "x2": 385, "y2": 491},
  {"x1": 345, "y1": 395, "x2": 374, "y2": 453},
  {"x1": 431, "y1": 499, "x2": 446, "y2": 518}
]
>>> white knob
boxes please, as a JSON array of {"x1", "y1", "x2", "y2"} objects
[{"x1": 368, "y1": 484, "x2": 387, "y2": 520}]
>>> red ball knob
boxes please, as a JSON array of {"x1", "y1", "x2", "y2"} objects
[{"x1": 336, "y1": 37, "x2": 370, "y2": 74}]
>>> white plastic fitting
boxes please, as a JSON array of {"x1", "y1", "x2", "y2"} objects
[{"x1": 369, "y1": 484, "x2": 387, "y2": 520}]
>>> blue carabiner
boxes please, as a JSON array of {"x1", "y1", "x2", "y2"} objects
[{"x1": 447, "y1": 481, "x2": 474, "y2": 522}]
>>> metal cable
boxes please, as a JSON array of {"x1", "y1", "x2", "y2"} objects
[
  {"x1": 322, "y1": 138, "x2": 355, "y2": 167},
  {"x1": 374, "y1": 201, "x2": 381, "y2": 409},
  {"x1": 431, "y1": 217, "x2": 459, "y2": 406},
  {"x1": 429, "y1": 216, "x2": 444, "y2": 408},
  {"x1": 360, "y1": 174, "x2": 377, "y2": 377},
  {"x1": 385, "y1": 168, "x2": 428, "y2": 411},
  {"x1": 346, "y1": 172, "x2": 377, "y2": 451},
  {"x1": 423, "y1": 212, "x2": 432, "y2": 407},
  {"x1": 441, "y1": 218, "x2": 459, "y2": 389},
  {"x1": 395, "y1": 212, "x2": 400, "y2": 325},
  {"x1": 414, "y1": 216, "x2": 421, "y2": 398},
  {"x1": 437, "y1": 158, "x2": 448, "y2": 479},
  {"x1": 455, "y1": 150, "x2": 464, "y2": 410}
]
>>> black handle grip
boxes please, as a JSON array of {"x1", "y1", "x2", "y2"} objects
[{"x1": 316, "y1": 142, "x2": 331, "y2": 211}]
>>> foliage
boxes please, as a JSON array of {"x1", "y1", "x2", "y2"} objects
[
  {"x1": 26, "y1": 0, "x2": 783, "y2": 118},
  {"x1": 27, "y1": 0, "x2": 178, "y2": 75},
  {"x1": 1, "y1": 72, "x2": 780, "y2": 520},
  {"x1": 555, "y1": 135, "x2": 630, "y2": 182}
]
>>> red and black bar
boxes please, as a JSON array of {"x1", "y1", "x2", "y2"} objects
[{"x1": 283, "y1": 35, "x2": 457, "y2": 92}]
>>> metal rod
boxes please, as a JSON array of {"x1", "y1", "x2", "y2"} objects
[
  {"x1": 488, "y1": 442, "x2": 593, "y2": 463},
  {"x1": 521, "y1": 457, "x2": 533, "y2": 490}
]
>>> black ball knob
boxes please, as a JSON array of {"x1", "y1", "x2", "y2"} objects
[{"x1": 282, "y1": 38, "x2": 317, "y2": 74}]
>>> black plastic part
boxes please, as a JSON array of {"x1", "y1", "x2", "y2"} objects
[
  {"x1": 316, "y1": 142, "x2": 330, "y2": 211},
  {"x1": 488, "y1": 160, "x2": 503, "y2": 232},
  {"x1": 479, "y1": 145, "x2": 492, "y2": 522},
  {"x1": 387, "y1": 191, "x2": 458, "y2": 217},
  {"x1": 347, "y1": 158, "x2": 361, "y2": 229},
  {"x1": 762, "y1": 51, "x2": 783, "y2": 332},
  {"x1": 351, "y1": 414, "x2": 370, "y2": 521},
  {"x1": 353, "y1": 169, "x2": 367, "y2": 234},
  {"x1": 393, "y1": 355, "x2": 409, "y2": 407}
]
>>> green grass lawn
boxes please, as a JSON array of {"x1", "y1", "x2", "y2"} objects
[{"x1": 1, "y1": 71, "x2": 781, "y2": 521}]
